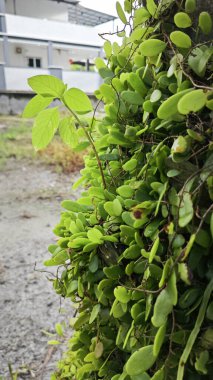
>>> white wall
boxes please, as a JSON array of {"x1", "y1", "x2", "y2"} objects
[
  {"x1": 5, "y1": 0, "x2": 68, "y2": 22},
  {"x1": 4, "y1": 67, "x2": 101, "y2": 93},
  {"x1": 5, "y1": 14, "x2": 102, "y2": 47},
  {"x1": 63, "y1": 71, "x2": 101, "y2": 93},
  {"x1": 4, "y1": 67, "x2": 49, "y2": 91}
]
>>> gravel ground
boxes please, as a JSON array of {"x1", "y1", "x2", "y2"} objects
[{"x1": 0, "y1": 159, "x2": 79, "y2": 379}]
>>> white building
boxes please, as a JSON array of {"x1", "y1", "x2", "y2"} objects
[{"x1": 0, "y1": 0, "x2": 116, "y2": 94}]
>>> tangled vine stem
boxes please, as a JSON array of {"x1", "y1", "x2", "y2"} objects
[
  {"x1": 62, "y1": 99, "x2": 107, "y2": 189},
  {"x1": 164, "y1": 33, "x2": 213, "y2": 91},
  {"x1": 177, "y1": 278, "x2": 213, "y2": 380}
]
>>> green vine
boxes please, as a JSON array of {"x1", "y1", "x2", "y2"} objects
[{"x1": 23, "y1": 1, "x2": 213, "y2": 379}]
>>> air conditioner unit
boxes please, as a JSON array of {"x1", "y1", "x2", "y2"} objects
[{"x1": 15, "y1": 47, "x2": 22, "y2": 54}]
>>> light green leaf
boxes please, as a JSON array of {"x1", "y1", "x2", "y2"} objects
[
  {"x1": 114, "y1": 286, "x2": 131, "y2": 303},
  {"x1": 179, "y1": 192, "x2": 194, "y2": 227},
  {"x1": 122, "y1": 158, "x2": 138, "y2": 171},
  {"x1": 185, "y1": 0, "x2": 196, "y2": 13},
  {"x1": 126, "y1": 345, "x2": 156, "y2": 376},
  {"x1": 134, "y1": 7, "x2": 151, "y2": 28},
  {"x1": 174, "y1": 12, "x2": 192, "y2": 28},
  {"x1": 61, "y1": 200, "x2": 93, "y2": 213},
  {"x1": 113, "y1": 198, "x2": 123, "y2": 216},
  {"x1": 59, "y1": 117, "x2": 78, "y2": 148},
  {"x1": 150, "y1": 89, "x2": 162, "y2": 103},
  {"x1": 150, "y1": 367, "x2": 165, "y2": 380},
  {"x1": 195, "y1": 351, "x2": 209, "y2": 374},
  {"x1": 99, "y1": 83, "x2": 116, "y2": 102},
  {"x1": 104, "y1": 40, "x2": 112, "y2": 58},
  {"x1": 146, "y1": 0, "x2": 157, "y2": 17},
  {"x1": 171, "y1": 136, "x2": 188, "y2": 154},
  {"x1": 117, "y1": 185, "x2": 134, "y2": 198},
  {"x1": 44, "y1": 250, "x2": 69, "y2": 266},
  {"x1": 177, "y1": 90, "x2": 206, "y2": 114},
  {"x1": 152, "y1": 273, "x2": 177, "y2": 327},
  {"x1": 170, "y1": 31, "x2": 192, "y2": 48},
  {"x1": 48, "y1": 340, "x2": 61, "y2": 345},
  {"x1": 167, "y1": 169, "x2": 181, "y2": 177},
  {"x1": 63, "y1": 88, "x2": 93, "y2": 114},
  {"x1": 116, "y1": 1, "x2": 128, "y2": 24},
  {"x1": 22, "y1": 94, "x2": 53, "y2": 118},
  {"x1": 153, "y1": 323, "x2": 167, "y2": 356},
  {"x1": 188, "y1": 47, "x2": 213, "y2": 77},
  {"x1": 149, "y1": 237, "x2": 160, "y2": 263},
  {"x1": 140, "y1": 39, "x2": 166, "y2": 57},
  {"x1": 121, "y1": 91, "x2": 144, "y2": 105},
  {"x1": 89, "y1": 304, "x2": 101, "y2": 324},
  {"x1": 32, "y1": 107, "x2": 59, "y2": 150},
  {"x1": 55, "y1": 323, "x2": 64, "y2": 337},
  {"x1": 199, "y1": 12, "x2": 212, "y2": 35},
  {"x1": 87, "y1": 228, "x2": 103, "y2": 242},
  {"x1": 28, "y1": 75, "x2": 66, "y2": 97},
  {"x1": 157, "y1": 89, "x2": 192, "y2": 119}
]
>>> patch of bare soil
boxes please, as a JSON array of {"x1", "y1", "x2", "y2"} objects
[{"x1": 0, "y1": 159, "x2": 79, "y2": 379}]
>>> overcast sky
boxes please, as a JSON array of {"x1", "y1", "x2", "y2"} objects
[{"x1": 80, "y1": 0, "x2": 118, "y2": 16}]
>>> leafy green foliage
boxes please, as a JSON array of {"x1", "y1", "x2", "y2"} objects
[
  {"x1": 25, "y1": 1, "x2": 213, "y2": 379},
  {"x1": 32, "y1": 108, "x2": 59, "y2": 150}
]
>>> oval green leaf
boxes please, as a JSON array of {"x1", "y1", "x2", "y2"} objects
[
  {"x1": 177, "y1": 90, "x2": 206, "y2": 114},
  {"x1": 126, "y1": 345, "x2": 156, "y2": 376},
  {"x1": 63, "y1": 88, "x2": 93, "y2": 114},
  {"x1": 199, "y1": 12, "x2": 212, "y2": 35},
  {"x1": 157, "y1": 89, "x2": 192, "y2": 119},
  {"x1": 170, "y1": 31, "x2": 192, "y2": 48},
  {"x1": 174, "y1": 12, "x2": 192, "y2": 28},
  {"x1": 28, "y1": 75, "x2": 66, "y2": 97},
  {"x1": 116, "y1": 1, "x2": 128, "y2": 24},
  {"x1": 140, "y1": 39, "x2": 166, "y2": 57},
  {"x1": 32, "y1": 107, "x2": 59, "y2": 150}
]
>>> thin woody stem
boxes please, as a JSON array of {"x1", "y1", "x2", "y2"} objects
[{"x1": 63, "y1": 100, "x2": 107, "y2": 189}]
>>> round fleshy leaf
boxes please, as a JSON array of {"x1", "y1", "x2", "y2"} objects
[
  {"x1": 199, "y1": 12, "x2": 212, "y2": 35},
  {"x1": 185, "y1": 0, "x2": 196, "y2": 13},
  {"x1": 174, "y1": 12, "x2": 192, "y2": 28},
  {"x1": 177, "y1": 90, "x2": 206, "y2": 114},
  {"x1": 140, "y1": 39, "x2": 166, "y2": 57},
  {"x1": 126, "y1": 345, "x2": 156, "y2": 376},
  {"x1": 170, "y1": 31, "x2": 192, "y2": 48}
]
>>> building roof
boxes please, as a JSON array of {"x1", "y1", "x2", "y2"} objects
[{"x1": 50, "y1": 1, "x2": 117, "y2": 26}]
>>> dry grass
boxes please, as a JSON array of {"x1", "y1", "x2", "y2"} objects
[
  {"x1": 0, "y1": 116, "x2": 85, "y2": 173},
  {"x1": 38, "y1": 138, "x2": 84, "y2": 173}
]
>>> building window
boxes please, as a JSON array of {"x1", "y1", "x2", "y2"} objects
[{"x1": 28, "y1": 58, "x2": 41, "y2": 68}]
